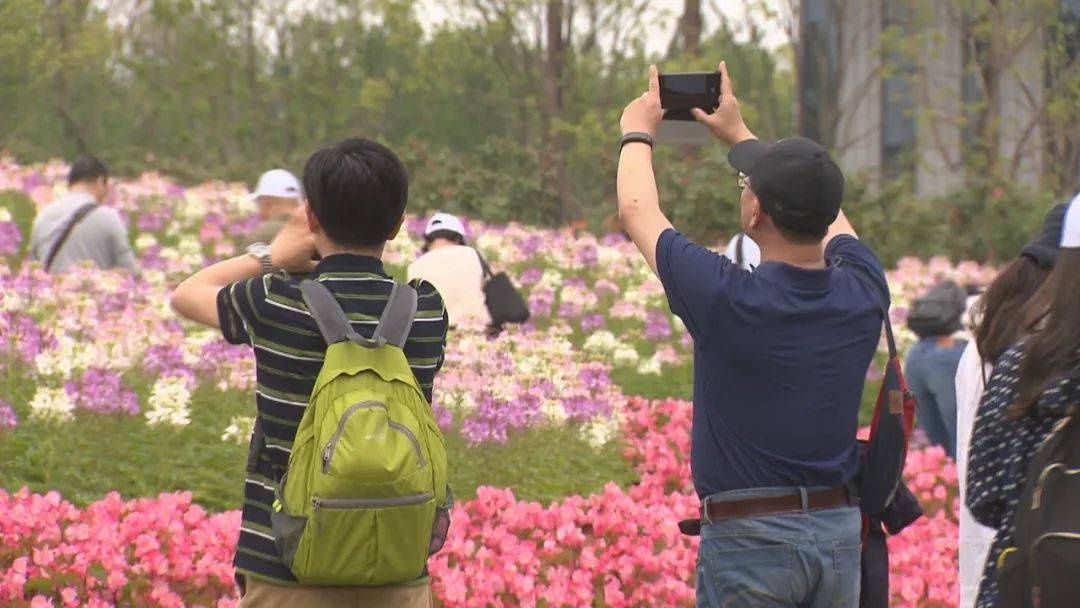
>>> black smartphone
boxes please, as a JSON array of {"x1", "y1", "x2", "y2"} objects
[{"x1": 659, "y1": 71, "x2": 721, "y2": 121}]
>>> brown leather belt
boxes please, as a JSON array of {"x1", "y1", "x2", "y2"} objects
[{"x1": 701, "y1": 485, "x2": 854, "y2": 523}]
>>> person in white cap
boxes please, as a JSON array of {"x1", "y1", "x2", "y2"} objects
[
  {"x1": 248, "y1": 169, "x2": 303, "y2": 244},
  {"x1": 723, "y1": 232, "x2": 761, "y2": 271},
  {"x1": 966, "y1": 194, "x2": 1080, "y2": 608},
  {"x1": 407, "y1": 212, "x2": 492, "y2": 330}
]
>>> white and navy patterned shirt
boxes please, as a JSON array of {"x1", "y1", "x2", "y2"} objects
[{"x1": 966, "y1": 345, "x2": 1077, "y2": 608}]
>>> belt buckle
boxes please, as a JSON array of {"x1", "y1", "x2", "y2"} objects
[{"x1": 701, "y1": 494, "x2": 714, "y2": 525}]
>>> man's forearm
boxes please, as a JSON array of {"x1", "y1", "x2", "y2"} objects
[
  {"x1": 617, "y1": 144, "x2": 660, "y2": 219},
  {"x1": 616, "y1": 143, "x2": 672, "y2": 274},
  {"x1": 171, "y1": 255, "x2": 263, "y2": 328}
]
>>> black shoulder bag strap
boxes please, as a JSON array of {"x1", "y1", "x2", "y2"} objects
[
  {"x1": 835, "y1": 255, "x2": 898, "y2": 360},
  {"x1": 475, "y1": 248, "x2": 494, "y2": 281},
  {"x1": 43, "y1": 202, "x2": 98, "y2": 271},
  {"x1": 735, "y1": 234, "x2": 745, "y2": 267}
]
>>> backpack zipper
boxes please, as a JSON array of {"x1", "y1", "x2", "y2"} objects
[
  {"x1": 322, "y1": 401, "x2": 426, "y2": 473},
  {"x1": 311, "y1": 492, "x2": 434, "y2": 510}
]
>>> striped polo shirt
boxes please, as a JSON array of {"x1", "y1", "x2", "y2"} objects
[{"x1": 216, "y1": 254, "x2": 448, "y2": 584}]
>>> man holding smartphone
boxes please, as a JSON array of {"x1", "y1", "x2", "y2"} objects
[{"x1": 616, "y1": 63, "x2": 889, "y2": 607}]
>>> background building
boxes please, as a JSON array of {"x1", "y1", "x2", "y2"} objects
[{"x1": 797, "y1": 0, "x2": 1080, "y2": 195}]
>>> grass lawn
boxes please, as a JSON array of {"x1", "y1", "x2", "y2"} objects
[{"x1": 0, "y1": 383, "x2": 639, "y2": 510}]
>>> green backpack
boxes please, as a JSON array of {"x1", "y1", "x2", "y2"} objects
[{"x1": 270, "y1": 279, "x2": 450, "y2": 586}]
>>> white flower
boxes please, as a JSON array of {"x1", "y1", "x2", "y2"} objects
[
  {"x1": 29, "y1": 387, "x2": 75, "y2": 423},
  {"x1": 134, "y1": 233, "x2": 158, "y2": 251},
  {"x1": 540, "y1": 399, "x2": 569, "y2": 424},
  {"x1": 636, "y1": 353, "x2": 663, "y2": 376},
  {"x1": 612, "y1": 346, "x2": 641, "y2": 367},
  {"x1": 580, "y1": 417, "x2": 619, "y2": 449},
  {"x1": 0, "y1": 292, "x2": 24, "y2": 311},
  {"x1": 146, "y1": 376, "x2": 192, "y2": 427},
  {"x1": 0, "y1": 207, "x2": 11, "y2": 222},
  {"x1": 32, "y1": 336, "x2": 94, "y2": 379},
  {"x1": 537, "y1": 269, "x2": 563, "y2": 290},
  {"x1": 221, "y1": 415, "x2": 255, "y2": 444},
  {"x1": 583, "y1": 331, "x2": 618, "y2": 354}
]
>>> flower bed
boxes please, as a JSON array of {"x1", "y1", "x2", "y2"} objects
[{"x1": 0, "y1": 397, "x2": 959, "y2": 607}]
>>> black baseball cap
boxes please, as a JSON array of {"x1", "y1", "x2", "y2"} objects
[
  {"x1": 1019, "y1": 202, "x2": 1067, "y2": 268},
  {"x1": 728, "y1": 137, "x2": 844, "y2": 237}
]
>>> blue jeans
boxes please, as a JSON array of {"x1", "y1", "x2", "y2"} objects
[
  {"x1": 904, "y1": 337, "x2": 966, "y2": 458},
  {"x1": 695, "y1": 487, "x2": 862, "y2": 608}
]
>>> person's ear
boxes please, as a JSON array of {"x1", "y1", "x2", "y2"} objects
[
  {"x1": 386, "y1": 214, "x2": 405, "y2": 241},
  {"x1": 306, "y1": 204, "x2": 320, "y2": 234},
  {"x1": 748, "y1": 194, "x2": 763, "y2": 230}
]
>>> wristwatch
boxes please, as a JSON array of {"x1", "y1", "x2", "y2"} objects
[
  {"x1": 621, "y1": 131, "x2": 654, "y2": 149},
  {"x1": 246, "y1": 242, "x2": 274, "y2": 275}
]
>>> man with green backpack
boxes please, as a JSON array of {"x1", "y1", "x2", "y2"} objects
[{"x1": 171, "y1": 138, "x2": 451, "y2": 607}]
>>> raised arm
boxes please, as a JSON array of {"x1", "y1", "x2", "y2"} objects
[{"x1": 615, "y1": 65, "x2": 672, "y2": 275}]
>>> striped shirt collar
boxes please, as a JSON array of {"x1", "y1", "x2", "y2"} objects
[{"x1": 312, "y1": 253, "x2": 385, "y2": 276}]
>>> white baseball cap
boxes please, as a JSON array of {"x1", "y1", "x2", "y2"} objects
[
  {"x1": 249, "y1": 169, "x2": 302, "y2": 201},
  {"x1": 1062, "y1": 192, "x2": 1080, "y2": 248},
  {"x1": 425, "y1": 212, "x2": 466, "y2": 239}
]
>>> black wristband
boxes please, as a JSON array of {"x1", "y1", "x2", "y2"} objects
[{"x1": 621, "y1": 131, "x2": 654, "y2": 149}]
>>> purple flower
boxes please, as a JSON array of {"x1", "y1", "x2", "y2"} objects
[
  {"x1": 574, "y1": 245, "x2": 598, "y2": 267},
  {"x1": 432, "y1": 402, "x2": 454, "y2": 431},
  {"x1": 1, "y1": 311, "x2": 53, "y2": 366},
  {"x1": 644, "y1": 311, "x2": 672, "y2": 341},
  {"x1": 580, "y1": 313, "x2": 606, "y2": 332},
  {"x1": 518, "y1": 268, "x2": 544, "y2": 287},
  {"x1": 143, "y1": 344, "x2": 194, "y2": 380},
  {"x1": 529, "y1": 288, "x2": 554, "y2": 318},
  {"x1": 64, "y1": 367, "x2": 140, "y2": 415},
  {"x1": 136, "y1": 211, "x2": 166, "y2": 232},
  {"x1": 0, "y1": 222, "x2": 22, "y2": 255},
  {"x1": 0, "y1": 401, "x2": 16, "y2": 430}
]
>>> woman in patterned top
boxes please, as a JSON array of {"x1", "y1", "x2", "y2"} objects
[{"x1": 967, "y1": 197, "x2": 1080, "y2": 608}]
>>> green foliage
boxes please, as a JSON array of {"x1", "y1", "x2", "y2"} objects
[{"x1": 844, "y1": 175, "x2": 1057, "y2": 267}]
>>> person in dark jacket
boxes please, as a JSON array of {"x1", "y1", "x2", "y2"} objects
[{"x1": 967, "y1": 195, "x2": 1080, "y2": 608}]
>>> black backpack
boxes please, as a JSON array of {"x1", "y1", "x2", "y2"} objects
[
  {"x1": 997, "y1": 411, "x2": 1080, "y2": 608},
  {"x1": 906, "y1": 279, "x2": 967, "y2": 338}
]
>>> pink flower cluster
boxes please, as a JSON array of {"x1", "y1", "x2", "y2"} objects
[
  {"x1": 0, "y1": 397, "x2": 960, "y2": 607},
  {"x1": 0, "y1": 490, "x2": 240, "y2": 607}
]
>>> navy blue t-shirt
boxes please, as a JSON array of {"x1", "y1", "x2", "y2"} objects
[{"x1": 656, "y1": 230, "x2": 888, "y2": 497}]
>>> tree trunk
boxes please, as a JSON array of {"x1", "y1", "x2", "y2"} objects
[
  {"x1": 679, "y1": 0, "x2": 702, "y2": 57},
  {"x1": 50, "y1": 0, "x2": 92, "y2": 155},
  {"x1": 542, "y1": 0, "x2": 574, "y2": 224}
]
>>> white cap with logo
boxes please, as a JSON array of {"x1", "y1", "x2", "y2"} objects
[
  {"x1": 1063, "y1": 192, "x2": 1080, "y2": 248},
  {"x1": 425, "y1": 212, "x2": 467, "y2": 239},
  {"x1": 249, "y1": 169, "x2": 303, "y2": 201}
]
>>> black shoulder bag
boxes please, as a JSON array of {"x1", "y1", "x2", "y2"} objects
[{"x1": 475, "y1": 250, "x2": 530, "y2": 325}]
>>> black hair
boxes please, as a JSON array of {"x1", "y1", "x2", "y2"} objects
[
  {"x1": 974, "y1": 256, "x2": 1051, "y2": 364},
  {"x1": 302, "y1": 138, "x2": 408, "y2": 248},
  {"x1": 68, "y1": 156, "x2": 108, "y2": 186},
  {"x1": 773, "y1": 217, "x2": 829, "y2": 244},
  {"x1": 421, "y1": 229, "x2": 466, "y2": 253}
]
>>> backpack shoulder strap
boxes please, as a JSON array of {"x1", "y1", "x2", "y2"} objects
[
  {"x1": 836, "y1": 255, "x2": 898, "y2": 360},
  {"x1": 735, "y1": 234, "x2": 745, "y2": 266},
  {"x1": 44, "y1": 202, "x2": 98, "y2": 271},
  {"x1": 301, "y1": 279, "x2": 418, "y2": 349},
  {"x1": 300, "y1": 279, "x2": 362, "y2": 346},
  {"x1": 372, "y1": 281, "x2": 418, "y2": 349}
]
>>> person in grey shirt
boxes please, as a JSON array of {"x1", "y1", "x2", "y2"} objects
[{"x1": 30, "y1": 156, "x2": 137, "y2": 273}]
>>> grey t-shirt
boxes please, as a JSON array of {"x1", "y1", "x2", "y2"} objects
[{"x1": 29, "y1": 191, "x2": 138, "y2": 272}]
